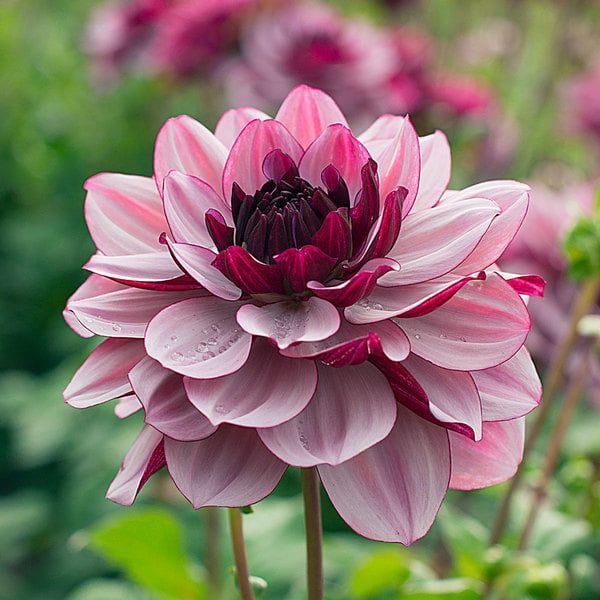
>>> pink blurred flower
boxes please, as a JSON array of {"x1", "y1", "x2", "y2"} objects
[
  {"x1": 428, "y1": 75, "x2": 494, "y2": 119},
  {"x1": 85, "y1": 0, "x2": 169, "y2": 82},
  {"x1": 566, "y1": 67, "x2": 600, "y2": 142},
  {"x1": 64, "y1": 86, "x2": 541, "y2": 544},
  {"x1": 501, "y1": 180, "x2": 598, "y2": 375},
  {"x1": 223, "y1": 4, "x2": 399, "y2": 121}
]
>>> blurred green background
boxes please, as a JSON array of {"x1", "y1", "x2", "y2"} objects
[{"x1": 1, "y1": 1, "x2": 599, "y2": 598}]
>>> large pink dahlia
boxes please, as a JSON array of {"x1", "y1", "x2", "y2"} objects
[{"x1": 64, "y1": 85, "x2": 542, "y2": 544}]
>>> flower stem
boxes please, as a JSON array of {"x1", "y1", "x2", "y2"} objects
[
  {"x1": 489, "y1": 275, "x2": 600, "y2": 545},
  {"x1": 301, "y1": 467, "x2": 324, "y2": 600},
  {"x1": 204, "y1": 508, "x2": 221, "y2": 596},
  {"x1": 228, "y1": 508, "x2": 254, "y2": 600},
  {"x1": 517, "y1": 344, "x2": 591, "y2": 549}
]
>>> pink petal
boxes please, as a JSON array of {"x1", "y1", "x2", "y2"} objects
[
  {"x1": 84, "y1": 251, "x2": 183, "y2": 282},
  {"x1": 129, "y1": 357, "x2": 217, "y2": 441},
  {"x1": 381, "y1": 199, "x2": 499, "y2": 286},
  {"x1": 164, "y1": 238, "x2": 242, "y2": 301},
  {"x1": 358, "y1": 115, "x2": 420, "y2": 215},
  {"x1": 213, "y1": 246, "x2": 285, "y2": 295},
  {"x1": 84, "y1": 174, "x2": 168, "y2": 255},
  {"x1": 114, "y1": 394, "x2": 142, "y2": 419},
  {"x1": 106, "y1": 425, "x2": 165, "y2": 506},
  {"x1": 345, "y1": 273, "x2": 484, "y2": 325},
  {"x1": 64, "y1": 275, "x2": 122, "y2": 338},
  {"x1": 215, "y1": 107, "x2": 271, "y2": 149},
  {"x1": 412, "y1": 131, "x2": 451, "y2": 211},
  {"x1": 318, "y1": 404, "x2": 450, "y2": 544},
  {"x1": 67, "y1": 283, "x2": 200, "y2": 338},
  {"x1": 145, "y1": 297, "x2": 252, "y2": 378},
  {"x1": 281, "y1": 318, "x2": 410, "y2": 366},
  {"x1": 164, "y1": 425, "x2": 286, "y2": 508},
  {"x1": 259, "y1": 362, "x2": 397, "y2": 466},
  {"x1": 449, "y1": 419, "x2": 524, "y2": 490},
  {"x1": 236, "y1": 297, "x2": 340, "y2": 350},
  {"x1": 501, "y1": 273, "x2": 546, "y2": 297},
  {"x1": 184, "y1": 338, "x2": 317, "y2": 427},
  {"x1": 473, "y1": 347, "x2": 541, "y2": 421},
  {"x1": 275, "y1": 85, "x2": 349, "y2": 149},
  {"x1": 222, "y1": 119, "x2": 303, "y2": 198},
  {"x1": 299, "y1": 124, "x2": 371, "y2": 199},
  {"x1": 401, "y1": 354, "x2": 482, "y2": 441},
  {"x1": 399, "y1": 273, "x2": 530, "y2": 370},
  {"x1": 163, "y1": 172, "x2": 230, "y2": 246},
  {"x1": 308, "y1": 258, "x2": 399, "y2": 307},
  {"x1": 444, "y1": 181, "x2": 530, "y2": 274},
  {"x1": 64, "y1": 339, "x2": 146, "y2": 408},
  {"x1": 154, "y1": 115, "x2": 228, "y2": 194},
  {"x1": 311, "y1": 210, "x2": 352, "y2": 262}
]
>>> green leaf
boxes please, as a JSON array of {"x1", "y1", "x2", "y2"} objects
[
  {"x1": 89, "y1": 508, "x2": 204, "y2": 600},
  {"x1": 563, "y1": 216, "x2": 600, "y2": 281},
  {"x1": 66, "y1": 579, "x2": 151, "y2": 600},
  {"x1": 436, "y1": 505, "x2": 488, "y2": 578},
  {"x1": 350, "y1": 549, "x2": 410, "y2": 598},
  {"x1": 400, "y1": 578, "x2": 483, "y2": 599}
]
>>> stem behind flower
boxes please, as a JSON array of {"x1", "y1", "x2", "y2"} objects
[
  {"x1": 301, "y1": 467, "x2": 324, "y2": 600},
  {"x1": 228, "y1": 508, "x2": 254, "y2": 600}
]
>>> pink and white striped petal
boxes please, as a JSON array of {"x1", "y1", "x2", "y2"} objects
[
  {"x1": 67, "y1": 283, "x2": 200, "y2": 338},
  {"x1": 275, "y1": 85, "x2": 349, "y2": 149},
  {"x1": 449, "y1": 419, "x2": 525, "y2": 490},
  {"x1": 84, "y1": 174, "x2": 168, "y2": 255},
  {"x1": 164, "y1": 239, "x2": 242, "y2": 301},
  {"x1": 164, "y1": 426, "x2": 286, "y2": 508},
  {"x1": 236, "y1": 297, "x2": 340, "y2": 350},
  {"x1": 345, "y1": 273, "x2": 484, "y2": 325},
  {"x1": 299, "y1": 124, "x2": 371, "y2": 200},
  {"x1": 163, "y1": 172, "x2": 231, "y2": 245},
  {"x1": 222, "y1": 119, "x2": 303, "y2": 198},
  {"x1": 258, "y1": 362, "x2": 397, "y2": 466},
  {"x1": 184, "y1": 338, "x2": 317, "y2": 427},
  {"x1": 64, "y1": 338, "x2": 146, "y2": 408},
  {"x1": 381, "y1": 199, "x2": 499, "y2": 286},
  {"x1": 399, "y1": 274, "x2": 530, "y2": 371},
  {"x1": 412, "y1": 131, "x2": 451, "y2": 211},
  {"x1": 358, "y1": 115, "x2": 420, "y2": 214},
  {"x1": 318, "y1": 404, "x2": 450, "y2": 544},
  {"x1": 443, "y1": 181, "x2": 530, "y2": 273},
  {"x1": 146, "y1": 297, "x2": 251, "y2": 378},
  {"x1": 106, "y1": 426, "x2": 165, "y2": 506},
  {"x1": 154, "y1": 115, "x2": 228, "y2": 194},
  {"x1": 114, "y1": 394, "x2": 142, "y2": 419},
  {"x1": 308, "y1": 258, "x2": 399, "y2": 307},
  {"x1": 63, "y1": 275, "x2": 123, "y2": 338},
  {"x1": 84, "y1": 251, "x2": 183, "y2": 283},
  {"x1": 473, "y1": 347, "x2": 541, "y2": 421},
  {"x1": 129, "y1": 357, "x2": 217, "y2": 442},
  {"x1": 215, "y1": 107, "x2": 270, "y2": 149},
  {"x1": 281, "y1": 318, "x2": 410, "y2": 366},
  {"x1": 402, "y1": 354, "x2": 482, "y2": 441}
]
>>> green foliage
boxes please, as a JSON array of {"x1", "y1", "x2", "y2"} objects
[
  {"x1": 350, "y1": 550, "x2": 411, "y2": 598},
  {"x1": 89, "y1": 508, "x2": 204, "y2": 600},
  {"x1": 564, "y1": 215, "x2": 600, "y2": 281}
]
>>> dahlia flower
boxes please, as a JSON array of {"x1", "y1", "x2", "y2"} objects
[
  {"x1": 566, "y1": 66, "x2": 600, "y2": 143},
  {"x1": 64, "y1": 85, "x2": 542, "y2": 544}
]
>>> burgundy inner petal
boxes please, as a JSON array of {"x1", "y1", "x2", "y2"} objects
[{"x1": 208, "y1": 149, "x2": 404, "y2": 296}]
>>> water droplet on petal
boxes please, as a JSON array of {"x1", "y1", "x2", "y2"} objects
[
  {"x1": 439, "y1": 332, "x2": 448, "y2": 339},
  {"x1": 112, "y1": 323, "x2": 122, "y2": 332},
  {"x1": 171, "y1": 351, "x2": 184, "y2": 361},
  {"x1": 414, "y1": 333, "x2": 421, "y2": 340}
]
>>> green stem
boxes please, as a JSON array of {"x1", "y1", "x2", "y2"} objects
[
  {"x1": 517, "y1": 345, "x2": 591, "y2": 550},
  {"x1": 204, "y1": 508, "x2": 221, "y2": 597},
  {"x1": 228, "y1": 508, "x2": 254, "y2": 600},
  {"x1": 489, "y1": 275, "x2": 600, "y2": 545},
  {"x1": 301, "y1": 467, "x2": 324, "y2": 600}
]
